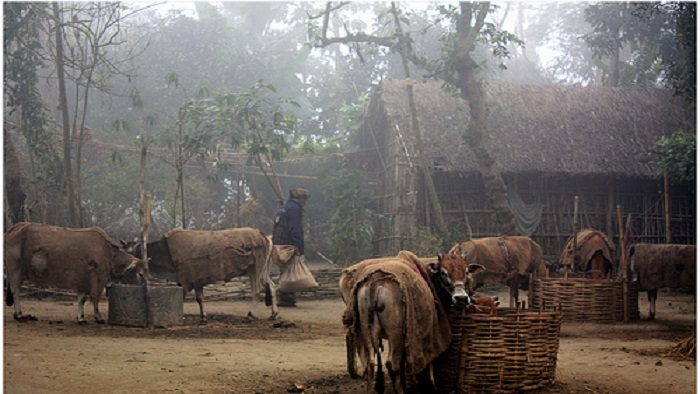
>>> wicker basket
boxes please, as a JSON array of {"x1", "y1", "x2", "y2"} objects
[
  {"x1": 436, "y1": 306, "x2": 562, "y2": 393},
  {"x1": 531, "y1": 277, "x2": 639, "y2": 322}
]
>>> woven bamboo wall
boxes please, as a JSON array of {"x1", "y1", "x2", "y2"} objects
[
  {"x1": 410, "y1": 171, "x2": 696, "y2": 262},
  {"x1": 531, "y1": 278, "x2": 640, "y2": 322},
  {"x1": 435, "y1": 306, "x2": 562, "y2": 393}
]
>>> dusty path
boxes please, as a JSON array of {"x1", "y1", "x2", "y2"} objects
[{"x1": 4, "y1": 289, "x2": 696, "y2": 393}]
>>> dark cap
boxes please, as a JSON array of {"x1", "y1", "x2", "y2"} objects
[{"x1": 290, "y1": 188, "x2": 310, "y2": 200}]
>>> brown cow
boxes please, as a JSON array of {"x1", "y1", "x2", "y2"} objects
[
  {"x1": 629, "y1": 243, "x2": 696, "y2": 320},
  {"x1": 342, "y1": 251, "x2": 485, "y2": 393},
  {"x1": 450, "y1": 236, "x2": 547, "y2": 308},
  {"x1": 560, "y1": 229, "x2": 615, "y2": 278},
  {"x1": 133, "y1": 227, "x2": 292, "y2": 323},
  {"x1": 471, "y1": 295, "x2": 500, "y2": 315},
  {"x1": 4, "y1": 222, "x2": 144, "y2": 324}
]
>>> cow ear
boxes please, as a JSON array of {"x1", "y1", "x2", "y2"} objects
[
  {"x1": 437, "y1": 253, "x2": 443, "y2": 263},
  {"x1": 461, "y1": 250, "x2": 468, "y2": 260},
  {"x1": 468, "y1": 264, "x2": 486, "y2": 274}
]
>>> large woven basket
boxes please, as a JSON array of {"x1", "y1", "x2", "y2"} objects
[
  {"x1": 531, "y1": 277, "x2": 639, "y2": 322},
  {"x1": 436, "y1": 306, "x2": 562, "y2": 393}
]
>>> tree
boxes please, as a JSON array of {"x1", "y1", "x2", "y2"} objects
[
  {"x1": 157, "y1": 80, "x2": 298, "y2": 227},
  {"x1": 310, "y1": 2, "x2": 522, "y2": 237},
  {"x1": 4, "y1": 3, "x2": 51, "y2": 225},
  {"x1": 653, "y1": 130, "x2": 696, "y2": 187},
  {"x1": 52, "y1": 1, "x2": 78, "y2": 226}
]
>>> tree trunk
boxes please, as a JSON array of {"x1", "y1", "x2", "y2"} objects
[
  {"x1": 390, "y1": 4, "x2": 449, "y2": 245},
  {"x1": 454, "y1": 3, "x2": 518, "y2": 236},
  {"x1": 53, "y1": 2, "x2": 77, "y2": 227},
  {"x1": 4, "y1": 130, "x2": 26, "y2": 227},
  {"x1": 608, "y1": 22, "x2": 621, "y2": 87}
]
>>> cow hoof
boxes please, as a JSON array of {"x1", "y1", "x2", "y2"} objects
[
  {"x1": 268, "y1": 312, "x2": 279, "y2": 321},
  {"x1": 14, "y1": 314, "x2": 37, "y2": 322},
  {"x1": 199, "y1": 319, "x2": 208, "y2": 326},
  {"x1": 96, "y1": 319, "x2": 106, "y2": 325},
  {"x1": 78, "y1": 320, "x2": 88, "y2": 326}
]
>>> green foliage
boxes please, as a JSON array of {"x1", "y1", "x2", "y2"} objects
[
  {"x1": 653, "y1": 130, "x2": 696, "y2": 186},
  {"x1": 320, "y1": 156, "x2": 375, "y2": 265},
  {"x1": 403, "y1": 226, "x2": 441, "y2": 258}
]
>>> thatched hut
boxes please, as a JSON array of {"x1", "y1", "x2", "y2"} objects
[{"x1": 354, "y1": 79, "x2": 695, "y2": 261}]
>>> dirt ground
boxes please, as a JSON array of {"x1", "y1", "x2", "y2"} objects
[{"x1": 4, "y1": 287, "x2": 696, "y2": 394}]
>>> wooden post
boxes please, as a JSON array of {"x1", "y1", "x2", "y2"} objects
[
  {"x1": 664, "y1": 170, "x2": 672, "y2": 243},
  {"x1": 572, "y1": 196, "x2": 580, "y2": 271},
  {"x1": 617, "y1": 204, "x2": 629, "y2": 321},
  {"x1": 143, "y1": 193, "x2": 152, "y2": 328},
  {"x1": 138, "y1": 144, "x2": 153, "y2": 328}
]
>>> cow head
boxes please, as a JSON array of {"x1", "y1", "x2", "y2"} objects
[
  {"x1": 119, "y1": 237, "x2": 139, "y2": 255},
  {"x1": 118, "y1": 258, "x2": 146, "y2": 285},
  {"x1": 111, "y1": 249, "x2": 146, "y2": 285},
  {"x1": 428, "y1": 253, "x2": 486, "y2": 307}
]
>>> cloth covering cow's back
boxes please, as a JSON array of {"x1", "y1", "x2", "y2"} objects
[
  {"x1": 630, "y1": 244, "x2": 696, "y2": 290},
  {"x1": 559, "y1": 229, "x2": 615, "y2": 277},
  {"x1": 343, "y1": 251, "x2": 451, "y2": 379},
  {"x1": 162, "y1": 227, "x2": 271, "y2": 294}
]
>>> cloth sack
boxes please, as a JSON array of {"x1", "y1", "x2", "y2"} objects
[{"x1": 278, "y1": 256, "x2": 318, "y2": 293}]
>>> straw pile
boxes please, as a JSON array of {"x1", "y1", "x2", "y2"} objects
[{"x1": 666, "y1": 334, "x2": 696, "y2": 360}]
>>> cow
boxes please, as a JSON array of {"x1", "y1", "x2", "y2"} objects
[
  {"x1": 4, "y1": 222, "x2": 144, "y2": 324},
  {"x1": 629, "y1": 243, "x2": 696, "y2": 320},
  {"x1": 341, "y1": 251, "x2": 485, "y2": 393},
  {"x1": 471, "y1": 295, "x2": 500, "y2": 315},
  {"x1": 132, "y1": 227, "x2": 292, "y2": 324},
  {"x1": 560, "y1": 229, "x2": 615, "y2": 279},
  {"x1": 449, "y1": 236, "x2": 547, "y2": 308}
]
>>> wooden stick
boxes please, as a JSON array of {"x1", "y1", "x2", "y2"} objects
[
  {"x1": 572, "y1": 196, "x2": 580, "y2": 271},
  {"x1": 617, "y1": 204, "x2": 629, "y2": 321},
  {"x1": 664, "y1": 170, "x2": 672, "y2": 243}
]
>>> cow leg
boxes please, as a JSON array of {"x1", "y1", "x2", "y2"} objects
[
  {"x1": 510, "y1": 282, "x2": 519, "y2": 308},
  {"x1": 77, "y1": 293, "x2": 89, "y2": 325},
  {"x1": 7, "y1": 269, "x2": 31, "y2": 321},
  {"x1": 195, "y1": 287, "x2": 207, "y2": 325},
  {"x1": 91, "y1": 290, "x2": 105, "y2": 324},
  {"x1": 266, "y1": 275, "x2": 278, "y2": 320},
  {"x1": 648, "y1": 289, "x2": 658, "y2": 320}
]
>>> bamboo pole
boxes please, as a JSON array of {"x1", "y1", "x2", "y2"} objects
[
  {"x1": 572, "y1": 196, "x2": 580, "y2": 271},
  {"x1": 143, "y1": 194, "x2": 152, "y2": 327},
  {"x1": 664, "y1": 170, "x2": 672, "y2": 243},
  {"x1": 617, "y1": 204, "x2": 629, "y2": 321}
]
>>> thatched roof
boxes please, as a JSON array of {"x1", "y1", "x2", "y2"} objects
[{"x1": 363, "y1": 79, "x2": 695, "y2": 178}]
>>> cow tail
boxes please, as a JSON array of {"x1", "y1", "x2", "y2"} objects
[
  {"x1": 6, "y1": 283, "x2": 14, "y2": 306},
  {"x1": 368, "y1": 280, "x2": 385, "y2": 394},
  {"x1": 375, "y1": 347, "x2": 385, "y2": 394}
]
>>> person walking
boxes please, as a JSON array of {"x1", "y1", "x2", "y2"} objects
[{"x1": 272, "y1": 188, "x2": 309, "y2": 307}]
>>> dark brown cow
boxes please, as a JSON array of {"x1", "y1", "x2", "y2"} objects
[
  {"x1": 133, "y1": 227, "x2": 292, "y2": 323},
  {"x1": 560, "y1": 229, "x2": 615, "y2": 278},
  {"x1": 341, "y1": 251, "x2": 484, "y2": 393},
  {"x1": 4, "y1": 222, "x2": 144, "y2": 324},
  {"x1": 629, "y1": 243, "x2": 696, "y2": 320},
  {"x1": 449, "y1": 236, "x2": 547, "y2": 308}
]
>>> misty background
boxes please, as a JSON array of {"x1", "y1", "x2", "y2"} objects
[{"x1": 4, "y1": 2, "x2": 695, "y2": 265}]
